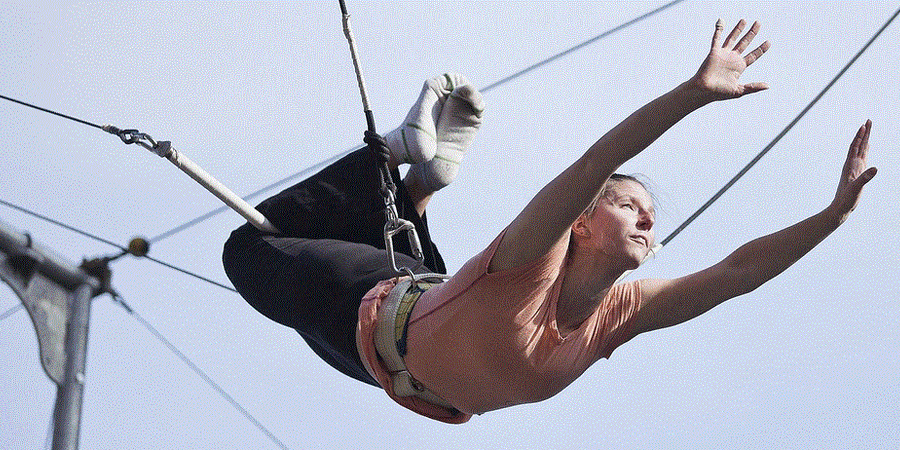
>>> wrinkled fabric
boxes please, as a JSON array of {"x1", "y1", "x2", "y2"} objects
[
  {"x1": 224, "y1": 148, "x2": 445, "y2": 387},
  {"x1": 357, "y1": 278, "x2": 470, "y2": 424},
  {"x1": 358, "y1": 228, "x2": 644, "y2": 419}
]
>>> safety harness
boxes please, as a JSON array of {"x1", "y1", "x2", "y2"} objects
[
  {"x1": 338, "y1": 0, "x2": 458, "y2": 409},
  {"x1": 374, "y1": 273, "x2": 453, "y2": 408}
]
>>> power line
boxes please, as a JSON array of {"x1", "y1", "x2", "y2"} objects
[
  {"x1": 660, "y1": 5, "x2": 900, "y2": 247},
  {"x1": 110, "y1": 294, "x2": 290, "y2": 450}
]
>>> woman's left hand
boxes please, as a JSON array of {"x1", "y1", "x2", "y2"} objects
[
  {"x1": 692, "y1": 19, "x2": 771, "y2": 102},
  {"x1": 829, "y1": 120, "x2": 878, "y2": 224}
]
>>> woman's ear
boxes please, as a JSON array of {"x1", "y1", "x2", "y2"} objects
[{"x1": 571, "y1": 214, "x2": 592, "y2": 240}]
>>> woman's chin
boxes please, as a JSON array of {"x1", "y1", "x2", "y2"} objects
[{"x1": 623, "y1": 256, "x2": 641, "y2": 271}]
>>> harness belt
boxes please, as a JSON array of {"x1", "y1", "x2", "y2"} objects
[{"x1": 374, "y1": 274, "x2": 454, "y2": 409}]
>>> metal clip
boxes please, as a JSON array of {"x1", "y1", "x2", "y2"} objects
[
  {"x1": 383, "y1": 218, "x2": 424, "y2": 274},
  {"x1": 101, "y1": 125, "x2": 172, "y2": 157}
]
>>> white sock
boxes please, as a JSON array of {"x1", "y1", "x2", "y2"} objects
[
  {"x1": 384, "y1": 74, "x2": 467, "y2": 165},
  {"x1": 409, "y1": 82, "x2": 484, "y2": 192}
]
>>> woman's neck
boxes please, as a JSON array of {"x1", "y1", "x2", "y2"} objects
[{"x1": 556, "y1": 244, "x2": 626, "y2": 334}]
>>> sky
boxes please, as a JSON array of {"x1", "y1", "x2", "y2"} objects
[{"x1": 1, "y1": 1, "x2": 898, "y2": 449}]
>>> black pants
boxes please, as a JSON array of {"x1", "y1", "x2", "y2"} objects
[{"x1": 222, "y1": 149, "x2": 445, "y2": 386}]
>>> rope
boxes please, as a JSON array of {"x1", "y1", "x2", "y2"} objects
[
  {"x1": 0, "y1": 1, "x2": 687, "y2": 249},
  {"x1": 59, "y1": 1, "x2": 689, "y2": 247},
  {"x1": 110, "y1": 293, "x2": 290, "y2": 450},
  {"x1": 659, "y1": 5, "x2": 900, "y2": 248},
  {"x1": 4, "y1": 3, "x2": 891, "y2": 286},
  {"x1": 339, "y1": 0, "x2": 425, "y2": 274},
  {"x1": 339, "y1": 0, "x2": 373, "y2": 125}
]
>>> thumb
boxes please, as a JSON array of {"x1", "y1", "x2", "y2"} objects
[
  {"x1": 740, "y1": 82, "x2": 769, "y2": 96},
  {"x1": 851, "y1": 167, "x2": 878, "y2": 193}
]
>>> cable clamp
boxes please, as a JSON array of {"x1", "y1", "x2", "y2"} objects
[{"x1": 102, "y1": 124, "x2": 172, "y2": 157}]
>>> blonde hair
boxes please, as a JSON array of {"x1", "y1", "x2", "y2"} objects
[{"x1": 581, "y1": 174, "x2": 649, "y2": 218}]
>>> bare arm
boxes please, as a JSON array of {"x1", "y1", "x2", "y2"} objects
[
  {"x1": 490, "y1": 20, "x2": 771, "y2": 272},
  {"x1": 633, "y1": 121, "x2": 879, "y2": 334}
]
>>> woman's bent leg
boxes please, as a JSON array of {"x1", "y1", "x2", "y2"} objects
[
  {"x1": 223, "y1": 147, "x2": 445, "y2": 385},
  {"x1": 224, "y1": 228, "x2": 428, "y2": 385},
  {"x1": 253, "y1": 147, "x2": 445, "y2": 272}
]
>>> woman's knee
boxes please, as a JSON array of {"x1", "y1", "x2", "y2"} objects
[{"x1": 222, "y1": 225, "x2": 253, "y2": 287}]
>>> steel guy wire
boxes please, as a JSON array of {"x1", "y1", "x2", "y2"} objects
[
  {"x1": 659, "y1": 5, "x2": 900, "y2": 248},
  {"x1": 0, "y1": 0, "x2": 686, "y2": 246},
  {"x1": 110, "y1": 293, "x2": 290, "y2": 450},
  {"x1": 147, "y1": 0, "x2": 688, "y2": 244},
  {"x1": 0, "y1": 198, "x2": 126, "y2": 251},
  {"x1": 0, "y1": 304, "x2": 22, "y2": 321},
  {"x1": 0, "y1": 198, "x2": 237, "y2": 293},
  {"x1": 480, "y1": 0, "x2": 686, "y2": 94}
]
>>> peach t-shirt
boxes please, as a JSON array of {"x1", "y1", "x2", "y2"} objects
[{"x1": 356, "y1": 230, "x2": 643, "y2": 423}]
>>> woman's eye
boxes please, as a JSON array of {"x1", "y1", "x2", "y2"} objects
[{"x1": 622, "y1": 203, "x2": 634, "y2": 210}]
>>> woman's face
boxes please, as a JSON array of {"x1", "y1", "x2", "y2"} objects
[{"x1": 574, "y1": 180, "x2": 656, "y2": 269}]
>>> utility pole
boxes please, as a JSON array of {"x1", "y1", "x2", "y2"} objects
[{"x1": 0, "y1": 219, "x2": 102, "y2": 450}]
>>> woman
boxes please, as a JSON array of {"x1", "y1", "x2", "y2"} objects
[{"x1": 223, "y1": 19, "x2": 878, "y2": 423}]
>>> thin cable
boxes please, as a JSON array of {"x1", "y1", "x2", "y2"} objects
[
  {"x1": 480, "y1": 0, "x2": 686, "y2": 93},
  {"x1": 149, "y1": 1, "x2": 686, "y2": 244},
  {"x1": 0, "y1": 304, "x2": 23, "y2": 322},
  {"x1": 111, "y1": 294, "x2": 290, "y2": 450},
  {"x1": 0, "y1": 199, "x2": 126, "y2": 251},
  {"x1": 0, "y1": 94, "x2": 104, "y2": 131},
  {"x1": 143, "y1": 255, "x2": 237, "y2": 293},
  {"x1": 0, "y1": 198, "x2": 237, "y2": 293},
  {"x1": 660, "y1": 5, "x2": 900, "y2": 247}
]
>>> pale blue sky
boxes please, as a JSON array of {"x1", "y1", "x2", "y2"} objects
[{"x1": 2, "y1": 1, "x2": 898, "y2": 449}]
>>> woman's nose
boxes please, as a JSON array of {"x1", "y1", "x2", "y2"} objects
[{"x1": 637, "y1": 212, "x2": 654, "y2": 230}]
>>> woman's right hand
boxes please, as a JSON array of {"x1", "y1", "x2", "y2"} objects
[
  {"x1": 691, "y1": 19, "x2": 771, "y2": 103},
  {"x1": 828, "y1": 120, "x2": 878, "y2": 224}
]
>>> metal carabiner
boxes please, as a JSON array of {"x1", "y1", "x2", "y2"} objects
[{"x1": 383, "y1": 218, "x2": 425, "y2": 275}]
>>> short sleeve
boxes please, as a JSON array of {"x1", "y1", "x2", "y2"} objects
[{"x1": 594, "y1": 280, "x2": 643, "y2": 359}]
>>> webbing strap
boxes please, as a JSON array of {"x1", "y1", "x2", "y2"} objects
[{"x1": 374, "y1": 274, "x2": 453, "y2": 407}]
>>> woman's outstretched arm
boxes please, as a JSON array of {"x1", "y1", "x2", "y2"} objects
[
  {"x1": 490, "y1": 19, "x2": 771, "y2": 272},
  {"x1": 633, "y1": 121, "x2": 879, "y2": 335}
]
